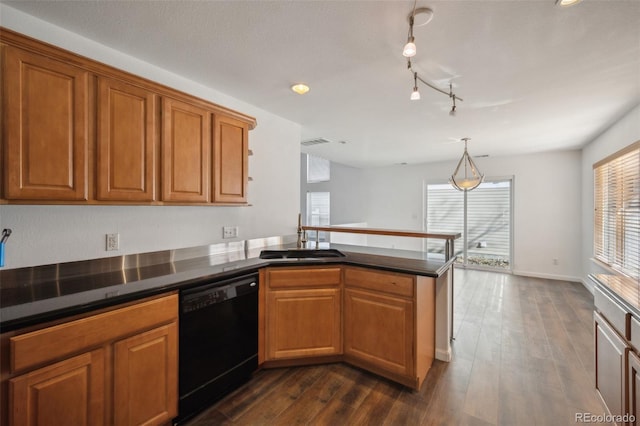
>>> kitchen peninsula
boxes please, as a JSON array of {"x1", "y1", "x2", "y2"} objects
[{"x1": 0, "y1": 235, "x2": 456, "y2": 425}]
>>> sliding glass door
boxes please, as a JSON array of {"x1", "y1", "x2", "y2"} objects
[{"x1": 425, "y1": 178, "x2": 513, "y2": 271}]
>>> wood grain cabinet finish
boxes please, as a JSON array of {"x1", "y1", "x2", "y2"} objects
[
  {"x1": 161, "y1": 98, "x2": 211, "y2": 203},
  {"x1": 594, "y1": 310, "x2": 629, "y2": 420},
  {"x1": 9, "y1": 350, "x2": 105, "y2": 426},
  {"x1": 213, "y1": 115, "x2": 248, "y2": 203},
  {"x1": 344, "y1": 287, "x2": 414, "y2": 378},
  {"x1": 3, "y1": 293, "x2": 178, "y2": 426},
  {"x1": 264, "y1": 267, "x2": 342, "y2": 361},
  {"x1": 261, "y1": 265, "x2": 435, "y2": 390},
  {"x1": 3, "y1": 45, "x2": 88, "y2": 201},
  {"x1": 97, "y1": 77, "x2": 157, "y2": 201},
  {"x1": 1, "y1": 29, "x2": 256, "y2": 205},
  {"x1": 343, "y1": 266, "x2": 434, "y2": 390},
  {"x1": 113, "y1": 323, "x2": 178, "y2": 426}
]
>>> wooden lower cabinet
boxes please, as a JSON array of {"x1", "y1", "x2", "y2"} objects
[
  {"x1": 629, "y1": 351, "x2": 640, "y2": 425},
  {"x1": 3, "y1": 293, "x2": 178, "y2": 426},
  {"x1": 263, "y1": 266, "x2": 342, "y2": 361},
  {"x1": 594, "y1": 310, "x2": 629, "y2": 421},
  {"x1": 343, "y1": 287, "x2": 414, "y2": 378},
  {"x1": 261, "y1": 265, "x2": 435, "y2": 390},
  {"x1": 266, "y1": 288, "x2": 342, "y2": 359},
  {"x1": 114, "y1": 323, "x2": 178, "y2": 426},
  {"x1": 9, "y1": 350, "x2": 105, "y2": 426},
  {"x1": 343, "y1": 266, "x2": 434, "y2": 390}
]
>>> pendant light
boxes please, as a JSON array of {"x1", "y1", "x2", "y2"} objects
[
  {"x1": 410, "y1": 72, "x2": 421, "y2": 100},
  {"x1": 449, "y1": 138, "x2": 484, "y2": 191}
]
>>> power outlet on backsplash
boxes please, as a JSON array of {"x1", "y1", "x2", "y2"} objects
[
  {"x1": 222, "y1": 226, "x2": 239, "y2": 239},
  {"x1": 106, "y1": 233, "x2": 120, "y2": 251}
]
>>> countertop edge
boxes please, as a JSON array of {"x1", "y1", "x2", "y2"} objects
[{"x1": 1, "y1": 250, "x2": 454, "y2": 332}]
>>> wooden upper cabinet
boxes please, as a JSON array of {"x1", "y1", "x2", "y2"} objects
[
  {"x1": 96, "y1": 77, "x2": 156, "y2": 201},
  {"x1": 213, "y1": 115, "x2": 248, "y2": 203},
  {"x1": 3, "y1": 46, "x2": 88, "y2": 200},
  {"x1": 161, "y1": 98, "x2": 211, "y2": 203}
]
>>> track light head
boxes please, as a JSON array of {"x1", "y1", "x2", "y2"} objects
[{"x1": 403, "y1": 38, "x2": 416, "y2": 58}]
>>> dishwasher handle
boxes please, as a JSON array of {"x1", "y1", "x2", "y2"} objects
[{"x1": 181, "y1": 274, "x2": 258, "y2": 314}]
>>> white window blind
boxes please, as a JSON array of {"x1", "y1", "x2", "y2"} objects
[
  {"x1": 307, "y1": 155, "x2": 330, "y2": 183},
  {"x1": 307, "y1": 191, "x2": 330, "y2": 242},
  {"x1": 594, "y1": 141, "x2": 640, "y2": 279}
]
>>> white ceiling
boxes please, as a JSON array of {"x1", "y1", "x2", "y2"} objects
[{"x1": 3, "y1": 0, "x2": 639, "y2": 168}]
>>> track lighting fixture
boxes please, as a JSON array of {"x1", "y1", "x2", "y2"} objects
[
  {"x1": 449, "y1": 84, "x2": 457, "y2": 116},
  {"x1": 402, "y1": 5, "x2": 464, "y2": 114},
  {"x1": 403, "y1": 16, "x2": 417, "y2": 57},
  {"x1": 410, "y1": 72, "x2": 421, "y2": 100},
  {"x1": 449, "y1": 138, "x2": 484, "y2": 191}
]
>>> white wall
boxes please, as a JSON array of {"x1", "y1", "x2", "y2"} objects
[
  {"x1": 360, "y1": 150, "x2": 583, "y2": 282},
  {"x1": 0, "y1": 5, "x2": 301, "y2": 269},
  {"x1": 299, "y1": 154, "x2": 367, "y2": 225},
  {"x1": 581, "y1": 104, "x2": 640, "y2": 290}
]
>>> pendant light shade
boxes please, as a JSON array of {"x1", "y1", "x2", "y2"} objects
[
  {"x1": 403, "y1": 39, "x2": 417, "y2": 57},
  {"x1": 449, "y1": 138, "x2": 484, "y2": 191}
]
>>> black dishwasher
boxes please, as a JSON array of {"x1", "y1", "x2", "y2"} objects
[{"x1": 176, "y1": 273, "x2": 258, "y2": 424}]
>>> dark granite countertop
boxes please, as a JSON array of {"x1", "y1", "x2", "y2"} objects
[{"x1": 0, "y1": 242, "x2": 455, "y2": 332}]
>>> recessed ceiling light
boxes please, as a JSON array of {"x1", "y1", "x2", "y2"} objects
[
  {"x1": 291, "y1": 83, "x2": 310, "y2": 95},
  {"x1": 555, "y1": 0, "x2": 583, "y2": 7}
]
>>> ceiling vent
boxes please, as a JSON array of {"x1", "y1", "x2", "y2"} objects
[{"x1": 301, "y1": 138, "x2": 331, "y2": 146}]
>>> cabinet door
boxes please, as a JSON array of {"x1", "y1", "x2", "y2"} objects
[
  {"x1": 344, "y1": 287, "x2": 414, "y2": 377},
  {"x1": 266, "y1": 288, "x2": 342, "y2": 360},
  {"x1": 595, "y1": 311, "x2": 629, "y2": 419},
  {"x1": 97, "y1": 77, "x2": 156, "y2": 201},
  {"x1": 3, "y1": 46, "x2": 88, "y2": 200},
  {"x1": 9, "y1": 350, "x2": 105, "y2": 426},
  {"x1": 161, "y1": 98, "x2": 211, "y2": 202},
  {"x1": 629, "y1": 351, "x2": 640, "y2": 425},
  {"x1": 113, "y1": 322, "x2": 178, "y2": 426},
  {"x1": 213, "y1": 115, "x2": 248, "y2": 203}
]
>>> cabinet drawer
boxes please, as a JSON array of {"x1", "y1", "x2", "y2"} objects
[
  {"x1": 10, "y1": 294, "x2": 178, "y2": 373},
  {"x1": 267, "y1": 267, "x2": 341, "y2": 289},
  {"x1": 344, "y1": 267, "x2": 414, "y2": 298},
  {"x1": 594, "y1": 286, "x2": 630, "y2": 339}
]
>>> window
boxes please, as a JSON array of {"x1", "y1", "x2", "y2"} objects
[
  {"x1": 307, "y1": 155, "x2": 330, "y2": 183},
  {"x1": 594, "y1": 141, "x2": 640, "y2": 279},
  {"x1": 306, "y1": 192, "x2": 330, "y2": 242},
  {"x1": 426, "y1": 179, "x2": 512, "y2": 270}
]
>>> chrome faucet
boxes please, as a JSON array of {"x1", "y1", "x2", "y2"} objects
[{"x1": 296, "y1": 213, "x2": 304, "y2": 248}]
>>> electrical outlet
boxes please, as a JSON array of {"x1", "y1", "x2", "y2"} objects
[
  {"x1": 106, "y1": 233, "x2": 119, "y2": 251},
  {"x1": 223, "y1": 226, "x2": 239, "y2": 239}
]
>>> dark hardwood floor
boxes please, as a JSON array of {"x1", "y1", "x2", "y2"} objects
[{"x1": 185, "y1": 269, "x2": 609, "y2": 425}]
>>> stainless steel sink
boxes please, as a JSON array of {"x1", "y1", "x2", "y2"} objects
[{"x1": 259, "y1": 249, "x2": 345, "y2": 259}]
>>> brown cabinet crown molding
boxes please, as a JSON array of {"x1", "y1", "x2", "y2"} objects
[{"x1": 0, "y1": 28, "x2": 257, "y2": 129}]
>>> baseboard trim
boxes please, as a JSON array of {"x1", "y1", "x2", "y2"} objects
[
  {"x1": 512, "y1": 270, "x2": 582, "y2": 283},
  {"x1": 435, "y1": 347, "x2": 452, "y2": 362}
]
